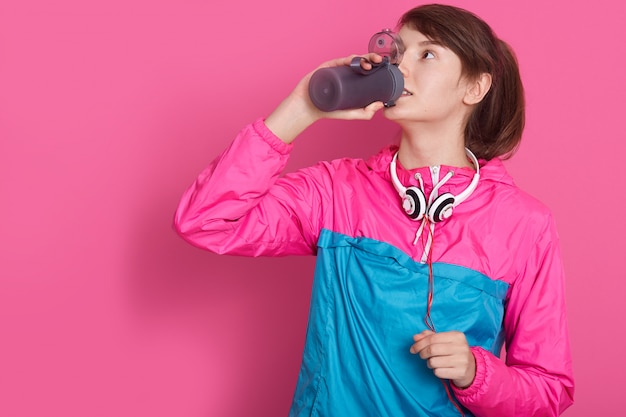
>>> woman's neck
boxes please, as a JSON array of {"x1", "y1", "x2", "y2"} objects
[{"x1": 397, "y1": 124, "x2": 473, "y2": 170}]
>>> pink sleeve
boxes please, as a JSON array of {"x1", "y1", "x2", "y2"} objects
[
  {"x1": 174, "y1": 118, "x2": 328, "y2": 257},
  {"x1": 452, "y1": 216, "x2": 575, "y2": 416}
]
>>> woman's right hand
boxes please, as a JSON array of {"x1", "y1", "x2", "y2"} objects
[{"x1": 265, "y1": 54, "x2": 386, "y2": 144}]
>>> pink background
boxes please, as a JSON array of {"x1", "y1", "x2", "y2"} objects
[{"x1": 1, "y1": 0, "x2": 624, "y2": 415}]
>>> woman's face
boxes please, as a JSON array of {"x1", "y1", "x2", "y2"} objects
[{"x1": 384, "y1": 26, "x2": 472, "y2": 128}]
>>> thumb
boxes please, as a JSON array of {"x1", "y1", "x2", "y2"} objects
[
  {"x1": 326, "y1": 101, "x2": 385, "y2": 120},
  {"x1": 413, "y1": 330, "x2": 435, "y2": 342}
]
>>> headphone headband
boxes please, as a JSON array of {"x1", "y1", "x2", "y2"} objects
[{"x1": 453, "y1": 148, "x2": 480, "y2": 207}]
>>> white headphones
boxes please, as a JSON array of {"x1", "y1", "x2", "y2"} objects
[{"x1": 389, "y1": 149, "x2": 480, "y2": 223}]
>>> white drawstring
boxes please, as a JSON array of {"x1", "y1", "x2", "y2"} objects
[
  {"x1": 413, "y1": 169, "x2": 455, "y2": 264},
  {"x1": 429, "y1": 170, "x2": 454, "y2": 205},
  {"x1": 413, "y1": 219, "x2": 426, "y2": 246}
]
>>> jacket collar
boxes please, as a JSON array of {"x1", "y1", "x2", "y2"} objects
[{"x1": 366, "y1": 145, "x2": 515, "y2": 190}]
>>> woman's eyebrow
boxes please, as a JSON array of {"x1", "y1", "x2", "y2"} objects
[{"x1": 419, "y1": 40, "x2": 444, "y2": 47}]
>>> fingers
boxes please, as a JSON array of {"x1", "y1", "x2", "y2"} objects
[
  {"x1": 361, "y1": 52, "x2": 384, "y2": 66},
  {"x1": 317, "y1": 53, "x2": 384, "y2": 70},
  {"x1": 424, "y1": 350, "x2": 473, "y2": 370},
  {"x1": 410, "y1": 330, "x2": 465, "y2": 355},
  {"x1": 409, "y1": 331, "x2": 476, "y2": 388},
  {"x1": 410, "y1": 335, "x2": 469, "y2": 362}
]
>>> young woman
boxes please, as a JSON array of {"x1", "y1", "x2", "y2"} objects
[{"x1": 174, "y1": 4, "x2": 574, "y2": 416}]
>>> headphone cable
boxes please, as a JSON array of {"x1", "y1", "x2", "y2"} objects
[{"x1": 421, "y1": 217, "x2": 466, "y2": 417}]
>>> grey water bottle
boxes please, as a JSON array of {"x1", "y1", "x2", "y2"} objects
[
  {"x1": 308, "y1": 29, "x2": 405, "y2": 112},
  {"x1": 308, "y1": 59, "x2": 404, "y2": 111}
]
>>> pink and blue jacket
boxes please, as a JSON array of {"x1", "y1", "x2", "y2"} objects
[{"x1": 174, "y1": 119, "x2": 574, "y2": 416}]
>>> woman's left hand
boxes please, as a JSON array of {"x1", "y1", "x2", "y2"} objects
[{"x1": 409, "y1": 330, "x2": 476, "y2": 389}]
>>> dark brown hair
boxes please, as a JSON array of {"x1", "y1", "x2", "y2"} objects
[{"x1": 399, "y1": 4, "x2": 525, "y2": 160}]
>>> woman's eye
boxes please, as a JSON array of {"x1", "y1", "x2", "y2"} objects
[{"x1": 422, "y1": 51, "x2": 435, "y2": 59}]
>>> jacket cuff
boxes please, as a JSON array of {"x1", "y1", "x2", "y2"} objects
[{"x1": 253, "y1": 118, "x2": 294, "y2": 156}]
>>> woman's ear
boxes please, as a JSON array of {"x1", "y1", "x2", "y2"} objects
[{"x1": 463, "y1": 73, "x2": 492, "y2": 105}]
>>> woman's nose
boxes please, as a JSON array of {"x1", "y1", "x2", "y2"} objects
[{"x1": 397, "y1": 60, "x2": 408, "y2": 77}]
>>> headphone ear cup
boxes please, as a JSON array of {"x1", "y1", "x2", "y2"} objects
[
  {"x1": 428, "y1": 192, "x2": 455, "y2": 223},
  {"x1": 403, "y1": 187, "x2": 426, "y2": 220}
]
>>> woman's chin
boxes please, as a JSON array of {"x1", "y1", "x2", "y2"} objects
[{"x1": 382, "y1": 105, "x2": 405, "y2": 122}]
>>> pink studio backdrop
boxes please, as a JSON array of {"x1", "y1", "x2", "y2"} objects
[{"x1": 1, "y1": 0, "x2": 624, "y2": 415}]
